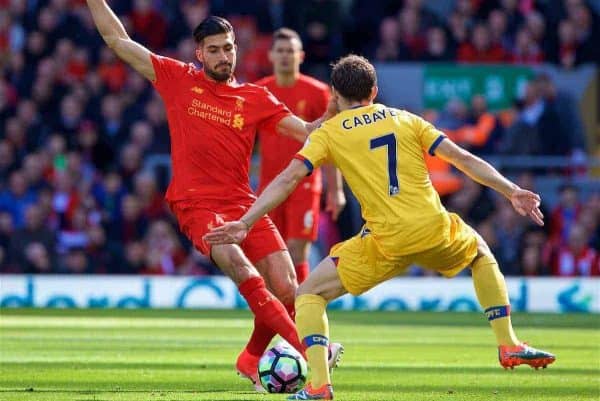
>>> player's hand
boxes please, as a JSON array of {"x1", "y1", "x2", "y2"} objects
[
  {"x1": 326, "y1": 189, "x2": 346, "y2": 221},
  {"x1": 510, "y1": 188, "x2": 544, "y2": 226},
  {"x1": 203, "y1": 221, "x2": 249, "y2": 245}
]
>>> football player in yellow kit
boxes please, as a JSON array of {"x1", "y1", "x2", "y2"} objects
[{"x1": 205, "y1": 55, "x2": 555, "y2": 400}]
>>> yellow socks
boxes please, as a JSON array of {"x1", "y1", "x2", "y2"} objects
[
  {"x1": 295, "y1": 294, "x2": 330, "y2": 388},
  {"x1": 471, "y1": 252, "x2": 520, "y2": 346}
]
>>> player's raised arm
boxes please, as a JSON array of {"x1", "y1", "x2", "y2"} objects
[
  {"x1": 434, "y1": 138, "x2": 544, "y2": 226},
  {"x1": 87, "y1": 0, "x2": 155, "y2": 81}
]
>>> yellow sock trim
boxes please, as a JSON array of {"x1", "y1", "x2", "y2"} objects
[
  {"x1": 295, "y1": 294, "x2": 330, "y2": 388},
  {"x1": 471, "y1": 253, "x2": 520, "y2": 346}
]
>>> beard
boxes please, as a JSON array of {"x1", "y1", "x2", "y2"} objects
[{"x1": 205, "y1": 62, "x2": 234, "y2": 82}]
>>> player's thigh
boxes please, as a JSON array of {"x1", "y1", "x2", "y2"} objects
[
  {"x1": 241, "y1": 214, "x2": 288, "y2": 264},
  {"x1": 413, "y1": 213, "x2": 479, "y2": 277},
  {"x1": 211, "y1": 243, "x2": 260, "y2": 285},
  {"x1": 284, "y1": 186, "x2": 320, "y2": 244},
  {"x1": 329, "y1": 230, "x2": 409, "y2": 296},
  {"x1": 298, "y1": 257, "x2": 347, "y2": 302},
  {"x1": 254, "y1": 250, "x2": 297, "y2": 305},
  {"x1": 268, "y1": 202, "x2": 287, "y2": 240},
  {"x1": 170, "y1": 201, "x2": 221, "y2": 257}
]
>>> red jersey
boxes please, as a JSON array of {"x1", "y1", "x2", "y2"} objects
[
  {"x1": 255, "y1": 74, "x2": 330, "y2": 191},
  {"x1": 150, "y1": 55, "x2": 291, "y2": 205},
  {"x1": 553, "y1": 246, "x2": 599, "y2": 277}
]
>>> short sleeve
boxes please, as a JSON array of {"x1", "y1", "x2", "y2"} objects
[
  {"x1": 413, "y1": 114, "x2": 447, "y2": 156},
  {"x1": 256, "y1": 87, "x2": 292, "y2": 134},
  {"x1": 150, "y1": 54, "x2": 190, "y2": 97},
  {"x1": 295, "y1": 128, "x2": 330, "y2": 176}
]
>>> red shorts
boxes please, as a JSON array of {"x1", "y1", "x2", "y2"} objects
[
  {"x1": 169, "y1": 200, "x2": 286, "y2": 264},
  {"x1": 267, "y1": 182, "x2": 320, "y2": 242}
]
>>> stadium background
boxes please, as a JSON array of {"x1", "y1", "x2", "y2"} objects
[{"x1": 0, "y1": 0, "x2": 598, "y2": 279}]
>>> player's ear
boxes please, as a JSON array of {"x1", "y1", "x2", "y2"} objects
[
  {"x1": 195, "y1": 47, "x2": 204, "y2": 63},
  {"x1": 370, "y1": 86, "x2": 379, "y2": 102},
  {"x1": 299, "y1": 50, "x2": 305, "y2": 64}
]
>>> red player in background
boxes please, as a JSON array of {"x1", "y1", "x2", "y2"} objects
[{"x1": 256, "y1": 28, "x2": 335, "y2": 284}]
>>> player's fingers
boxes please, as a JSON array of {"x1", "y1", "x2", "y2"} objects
[{"x1": 532, "y1": 207, "x2": 545, "y2": 225}]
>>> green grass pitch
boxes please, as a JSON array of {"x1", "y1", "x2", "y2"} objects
[{"x1": 1, "y1": 308, "x2": 598, "y2": 401}]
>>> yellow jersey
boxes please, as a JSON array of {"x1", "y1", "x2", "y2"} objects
[{"x1": 297, "y1": 103, "x2": 451, "y2": 256}]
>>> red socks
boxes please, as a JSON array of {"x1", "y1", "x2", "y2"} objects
[
  {"x1": 295, "y1": 262, "x2": 309, "y2": 284},
  {"x1": 238, "y1": 276, "x2": 304, "y2": 355}
]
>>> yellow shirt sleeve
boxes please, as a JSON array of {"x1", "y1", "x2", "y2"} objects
[
  {"x1": 296, "y1": 127, "x2": 330, "y2": 175},
  {"x1": 413, "y1": 114, "x2": 447, "y2": 155}
]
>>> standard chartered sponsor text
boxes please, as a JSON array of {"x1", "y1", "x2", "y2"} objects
[{"x1": 188, "y1": 99, "x2": 233, "y2": 125}]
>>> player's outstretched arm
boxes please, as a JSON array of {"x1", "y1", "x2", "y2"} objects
[
  {"x1": 204, "y1": 159, "x2": 309, "y2": 245},
  {"x1": 435, "y1": 138, "x2": 544, "y2": 226},
  {"x1": 87, "y1": 0, "x2": 155, "y2": 81}
]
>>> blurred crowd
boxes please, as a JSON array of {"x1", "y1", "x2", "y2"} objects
[{"x1": 0, "y1": 0, "x2": 598, "y2": 276}]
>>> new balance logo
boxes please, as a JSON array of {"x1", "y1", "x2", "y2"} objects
[{"x1": 191, "y1": 86, "x2": 204, "y2": 95}]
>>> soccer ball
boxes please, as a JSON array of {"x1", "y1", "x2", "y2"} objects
[{"x1": 258, "y1": 343, "x2": 307, "y2": 393}]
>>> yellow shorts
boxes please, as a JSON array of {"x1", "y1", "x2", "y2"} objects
[{"x1": 330, "y1": 213, "x2": 478, "y2": 296}]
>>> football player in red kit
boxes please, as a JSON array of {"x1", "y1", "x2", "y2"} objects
[
  {"x1": 86, "y1": 1, "x2": 344, "y2": 392},
  {"x1": 256, "y1": 28, "x2": 334, "y2": 284}
]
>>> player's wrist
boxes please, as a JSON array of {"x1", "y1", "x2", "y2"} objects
[{"x1": 240, "y1": 218, "x2": 252, "y2": 231}]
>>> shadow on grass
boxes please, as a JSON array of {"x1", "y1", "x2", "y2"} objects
[
  {"x1": 1, "y1": 362, "x2": 597, "y2": 376},
  {"x1": 338, "y1": 383, "x2": 600, "y2": 397},
  {"x1": 2, "y1": 309, "x2": 599, "y2": 329}
]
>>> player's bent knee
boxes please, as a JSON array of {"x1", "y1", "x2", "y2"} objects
[{"x1": 270, "y1": 280, "x2": 297, "y2": 305}]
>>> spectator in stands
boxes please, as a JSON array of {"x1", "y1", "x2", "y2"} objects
[
  {"x1": 493, "y1": 201, "x2": 526, "y2": 275},
  {"x1": 397, "y1": 8, "x2": 426, "y2": 60},
  {"x1": 97, "y1": 46, "x2": 128, "y2": 92},
  {"x1": 0, "y1": 212, "x2": 14, "y2": 270},
  {"x1": 0, "y1": 170, "x2": 38, "y2": 229},
  {"x1": 510, "y1": 27, "x2": 544, "y2": 64},
  {"x1": 0, "y1": 140, "x2": 16, "y2": 183},
  {"x1": 556, "y1": 19, "x2": 579, "y2": 68},
  {"x1": 422, "y1": 26, "x2": 454, "y2": 62},
  {"x1": 446, "y1": 179, "x2": 496, "y2": 226},
  {"x1": 488, "y1": 9, "x2": 511, "y2": 53},
  {"x1": 551, "y1": 224, "x2": 599, "y2": 276},
  {"x1": 458, "y1": 23, "x2": 507, "y2": 63},
  {"x1": 85, "y1": 225, "x2": 122, "y2": 274},
  {"x1": 502, "y1": 79, "x2": 571, "y2": 156},
  {"x1": 99, "y1": 94, "x2": 128, "y2": 144},
  {"x1": 110, "y1": 194, "x2": 148, "y2": 245},
  {"x1": 129, "y1": 0, "x2": 168, "y2": 50},
  {"x1": 9, "y1": 204, "x2": 56, "y2": 269},
  {"x1": 550, "y1": 184, "x2": 582, "y2": 245},
  {"x1": 141, "y1": 220, "x2": 187, "y2": 275},
  {"x1": 520, "y1": 245, "x2": 547, "y2": 276},
  {"x1": 122, "y1": 240, "x2": 146, "y2": 274},
  {"x1": 133, "y1": 171, "x2": 166, "y2": 220},
  {"x1": 75, "y1": 120, "x2": 114, "y2": 173},
  {"x1": 374, "y1": 17, "x2": 403, "y2": 62},
  {"x1": 59, "y1": 246, "x2": 93, "y2": 274},
  {"x1": 23, "y1": 242, "x2": 53, "y2": 274},
  {"x1": 535, "y1": 73, "x2": 586, "y2": 153}
]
